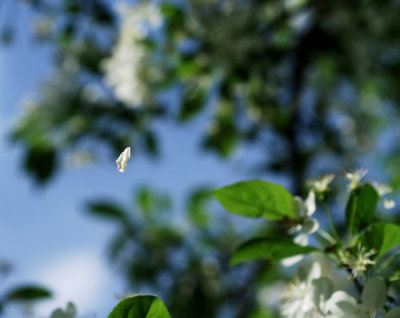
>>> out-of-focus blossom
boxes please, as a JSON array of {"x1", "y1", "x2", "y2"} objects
[
  {"x1": 326, "y1": 277, "x2": 399, "y2": 318},
  {"x1": 102, "y1": 3, "x2": 163, "y2": 107},
  {"x1": 344, "y1": 168, "x2": 368, "y2": 191},
  {"x1": 280, "y1": 261, "x2": 323, "y2": 318},
  {"x1": 307, "y1": 174, "x2": 335, "y2": 195},
  {"x1": 116, "y1": 147, "x2": 131, "y2": 172},
  {"x1": 372, "y1": 181, "x2": 395, "y2": 209},
  {"x1": 282, "y1": 191, "x2": 318, "y2": 266}
]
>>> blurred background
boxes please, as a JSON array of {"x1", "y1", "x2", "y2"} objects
[{"x1": 1, "y1": 0, "x2": 400, "y2": 317}]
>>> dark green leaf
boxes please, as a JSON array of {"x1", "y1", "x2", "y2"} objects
[
  {"x1": 23, "y1": 146, "x2": 57, "y2": 184},
  {"x1": 187, "y1": 187, "x2": 212, "y2": 228},
  {"x1": 108, "y1": 295, "x2": 171, "y2": 318},
  {"x1": 361, "y1": 222, "x2": 400, "y2": 258},
  {"x1": 345, "y1": 184, "x2": 379, "y2": 234},
  {"x1": 6, "y1": 285, "x2": 52, "y2": 301},
  {"x1": 87, "y1": 201, "x2": 127, "y2": 222},
  {"x1": 179, "y1": 85, "x2": 206, "y2": 121},
  {"x1": 213, "y1": 180, "x2": 294, "y2": 220},
  {"x1": 231, "y1": 237, "x2": 318, "y2": 266}
]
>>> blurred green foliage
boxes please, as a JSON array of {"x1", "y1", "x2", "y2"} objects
[
  {"x1": 87, "y1": 185, "x2": 284, "y2": 317},
  {"x1": 3, "y1": 0, "x2": 400, "y2": 316},
  {"x1": 7, "y1": 0, "x2": 400, "y2": 191}
]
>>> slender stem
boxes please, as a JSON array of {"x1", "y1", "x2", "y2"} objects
[
  {"x1": 322, "y1": 202, "x2": 340, "y2": 241},
  {"x1": 316, "y1": 229, "x2": 336, "y2": 245}
]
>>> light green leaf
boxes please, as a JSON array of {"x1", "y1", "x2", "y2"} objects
[
  {"x1": 345, "y1": 184, "x2": 379, "y2": 234},
  {"x1": 108, "y1": 295, "x2": 171, "y2": 318},
  {"x1": 213, "y1": 180, "x2": 294, "y2": 220},
  {"x1": 230, "y1": 237, "x2": 318, "y2": 266},
  {"x1": 361, "y1": 222, "x2": 400, "y2": 258}
]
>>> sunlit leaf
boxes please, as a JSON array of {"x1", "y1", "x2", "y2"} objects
[
  {"x1": 108, "y1": 295, "x2": 171, "y2": 318},
  {"x1": 361, "y1": 222, "x2": 400, "y2": 258},
  {"x1": 213, "y1": 180, "x2": 294, "y2": 220}
]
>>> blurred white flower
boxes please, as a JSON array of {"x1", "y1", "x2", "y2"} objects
[
  {"x1": 282, "y1": 191, "x2": 318, "y2": 266},
  {"x1": 307, "y1": 174, "x2": 335, "y2": 195},
  {"x1": 372, "y1": 181, "x2": 395, "y2": 209},
  {"x1": 326, "y1": 277, "x2": 396, "y2": 318},
  {"x1": 102, "y1": 3, "x2": 163, "y2": 107},
  {"x1": 344, "y1": 168, "x2": 368, "y2": 191},
  {"x1": 116, "y1": 147, "x2": 131, "y2": 172},
  {"x1": 281, "y1": 261, "x2": 323, "y2": 318}
]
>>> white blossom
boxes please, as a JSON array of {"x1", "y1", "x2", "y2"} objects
[
  {"x1": 372, "y1": 181, "x2": 395, "y2": 209},
  {"x1": 281, "y1": 261, "x2": 323, "y2": 318},
  {"x1": 116, "y1": 147, "x2": 131, "y2": 172},
  {"x1": 344, "y1": 168, "x2": 368, "y2": 191},
  {"x1": 282, "y1": 191, "x2": 318, "y2": 266},
  {"x1": 307, "y1": 174, "x2": 335, "y2": 195},
  {"x1": 326, "y1": 277, "x2": 397, "y2": 318},
  {"x1": 102, "y1": 3, "x2": 163, "y2": 107}
]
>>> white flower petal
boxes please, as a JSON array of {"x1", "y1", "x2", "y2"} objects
[
  {"x1": 311, "y1": 277, "x2": 333, "y2": 313},
  {"x1": 301, "y1": 217, "x2": 319, "y2": 234},
  {"x1": 293, "y1": 196, "x2": 304, "y2": 218},
  {"x1": 382, "y1": 198, "x2": 395, "y2": 209},
  {"x1": 281, "y1": 235, "x2": 308, "y2": 267},
  {"x1": 327, "y1": 291, "x2": 365, "y2": 318},
  {"x1": 305, "y1": 191, "x2": 316, "y2": 216},
  {"x1": 116, "y1": 147, "x2": 131, "y2": 172}
]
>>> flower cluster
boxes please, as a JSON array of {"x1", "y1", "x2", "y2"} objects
[
  {"x1": 102, "y1": 3, "x2": 163, "y2": 107},
  {"x1": 281, "y1": 261, "x2": 400, "y2": 318}
]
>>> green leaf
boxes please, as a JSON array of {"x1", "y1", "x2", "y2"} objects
[
  {"x1": 230, "y1": 237, "x2": 318, "y2": 266},
  {"x1": 345, "y1": 184, "x2": 379, "y2": 234},
  {"x1": 87, "y1": 201, "x2": 127, "y2": 222},
  {"x1": 108, "y1": 295, "x2": 171, "y2": 318},
  {"x1": 361, "y1": 222, "x2": 400, "y2": 258},
  {"x1": 213, "y1": 180, "x2": 294, "y2": 220},
  {"x1": 389, "y1": 270, "x2": 400, "y2": 282},
  {"x1": 6, "y1": 285, "x2": 52, "y2": 301}
]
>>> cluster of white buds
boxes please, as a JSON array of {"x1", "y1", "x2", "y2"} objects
[{"x1": 338, "y1": 242, "x2": 377, "y2": 279}]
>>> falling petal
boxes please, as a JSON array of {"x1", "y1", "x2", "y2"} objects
[{"x1": 116, "y1": 147, "x2": 131, "y2": 172}]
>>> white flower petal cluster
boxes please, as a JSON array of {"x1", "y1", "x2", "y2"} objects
[
  {"x1": 102, "y1": 3, "x2": 163, "y2": 107},
  {"x1": 116, "y1": 147, "x2": 131, "y2": 172},
  {"x1": 281, "y1": 261, "x2": 323, "y2": 318},
  {"x1": 282, "y1": 271, "x2": 400, "y2": 318},
  {"x1": 307, "y1": 174, "x2": 335, "y2": 195},
  {"x1": 282, "y1": 191, "x2": 319, "y2": 267},
  {"x1": 326, "y1": 277, "x2": 400, "y2": 318},
  {"x1": 372, "y1": 181, "x2": 395, "y2": 209},
  {"x1": 345, "y1": 168, "x2": 368, "y2": 191}
]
